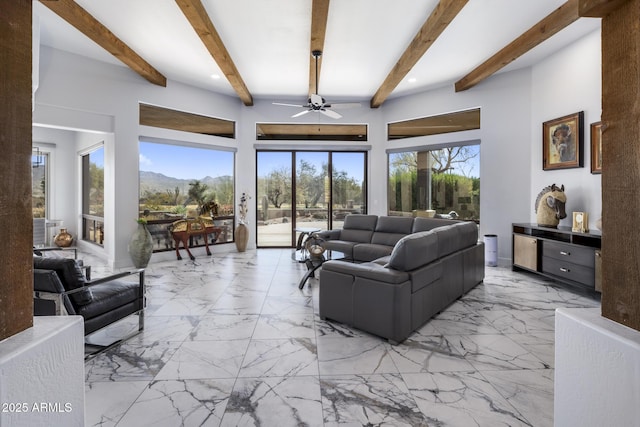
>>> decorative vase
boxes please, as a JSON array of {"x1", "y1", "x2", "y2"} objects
[
  {"x1": 235, "y1": 223, "x2": 249, "y2": 252},
  {"x1": 128, "y1": 223, "x2": 153, "y2": 268},
  {"x1": 54, "y1": 228, "x2": 73, "y2": 247}
]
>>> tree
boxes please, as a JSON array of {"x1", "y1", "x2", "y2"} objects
[
  {"x1": 296, "y1": 159, "x2": 324, "y2": 208},
  {"x1": 390, "y1": 148, "x2": 478, "y2": 176},
  {"x1": 430, "y1": 147, "x2": 478, "y2": 176},
  {"x1": 187, "y1": 180, "x2": 208, "y2": 208},
  {"x1": 265, "y1": 167, "x2": 291, "y2": 208},
  {"x1": 166, "y1": 186, "x2": 181, "y2": 206}
]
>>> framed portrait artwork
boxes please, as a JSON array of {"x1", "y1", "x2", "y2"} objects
[
  {"x1": 542, "y1": 111, "x2": 584, "y2": 170},
  {"x1": 591, "y1": 121, "x2": 602, "y2": 174}
]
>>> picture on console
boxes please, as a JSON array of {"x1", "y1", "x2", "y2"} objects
[{"x1": 542, "y1": 111, "x2": 584, "y2": 170}]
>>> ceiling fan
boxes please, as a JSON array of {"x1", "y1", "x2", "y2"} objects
[{"x1": 273, "y1": 50, "x2": 360, "y2": 119}]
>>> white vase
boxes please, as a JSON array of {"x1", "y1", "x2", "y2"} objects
[{"x1": 129, "y1": 223, "x2": 153, "y2": 268}]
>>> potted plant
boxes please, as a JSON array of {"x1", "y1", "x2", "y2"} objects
[{"x1": 235, "y1": 192, "x2": 251, "y2": 252}]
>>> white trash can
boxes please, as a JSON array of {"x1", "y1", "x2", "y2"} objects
[{"x1": 484, "y1": 234, "x2": 498, "y2": 267}]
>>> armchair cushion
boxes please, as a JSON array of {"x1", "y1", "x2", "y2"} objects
[
  {"x1": 33, "y1": 256, "x2": 93, "y2": 305},
  {"x1": 75, "y1": 280, "x2": 141, "y2": 321}
]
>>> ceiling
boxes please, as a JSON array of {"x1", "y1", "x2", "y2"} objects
[{"x1": 34, "y1": 0, "x2": 601, "y2": 108}]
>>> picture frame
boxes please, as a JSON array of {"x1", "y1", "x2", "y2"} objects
[
  {"x1": 542, "y1": 111, "x2": 584, "y2": 170},
  {"x1": 591, "y1": 121, "x2": 602, "y2": 174},
  {"x1": 572, "y1": 211, "x2": 589, "y2": 233}
]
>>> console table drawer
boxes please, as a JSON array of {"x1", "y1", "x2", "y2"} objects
[
  {"x1": 542, "y1": 240, "x2": 595, "y2": 268},
  {"x1": 542, "y1": 256, "x2": 595, "y2": 288}
]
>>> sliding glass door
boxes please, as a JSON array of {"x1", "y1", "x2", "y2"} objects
[
  {"x1": 256, "y1": 150, "x2": 367, "y2": 248},
  {"x1": 332, "y1": 152, "x2": 366, "y2": 229},
  {"x1": 257, "y1": 152, "x2": 293, "y2": 247}
]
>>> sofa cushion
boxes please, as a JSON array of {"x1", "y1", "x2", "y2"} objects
[
  {"x1": 322, "y1": 260, "x2": 410, "y2": 284},
  {"x1": 343, "y1": 214, "x2": 379, "y2": 230},
  {"x1": 340, "y1": 228, "x2": 375, "y2": 244},
  {"x1": 339, "y1": 214, "x2": 378, "y2": 243},
  {"x1": 433, "y1": 222, "x2": 478, "y2": 257},
  {"x1": 371, "y1": 216, "x2": 414, "y2": 246},
  {"x1": 412, "y1": 217, "x2": 458, "y2": 233},
  {"x1": 456, "y1": 221, "x2": 479, "y2": 249},
  {"x1": 387, "y1": 231, "x2": 439, "y2": 272},
  {"x1": 33, "y1": 256, "x2": 93, "y2": 306},
  {"x1": 433, "y1": 225, "x2": 459, "y2": 258},
  {"x1": 353, "y1": 243, "x2": 394, "y2": 262}
]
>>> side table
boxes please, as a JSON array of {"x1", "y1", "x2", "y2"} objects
[
  {"x1": 298, "y1": 250, "x2": 344, "y2": 289},
  {"x1": 292, "y1": 227, "x2": 321, "y2": 262}
]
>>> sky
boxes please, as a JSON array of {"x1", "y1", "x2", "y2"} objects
[
  {"x1": 139, "y1": 141, "x2": 234, "y2": 179},
  {"x1": 139, "y1": 141, "x2": 475, "y2": 181}
]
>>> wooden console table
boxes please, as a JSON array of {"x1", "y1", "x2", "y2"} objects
[{"x1": 512, "y1": 223, "x2": 602, "y2": 293}]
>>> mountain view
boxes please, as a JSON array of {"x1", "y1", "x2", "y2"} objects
[{"x1": 139, "y1": 171, "x2": 233, "y2": 195}]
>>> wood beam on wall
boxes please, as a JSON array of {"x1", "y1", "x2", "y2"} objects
[
  {"x1": 39, "y1": 0, "x2": 166, "y2": 87},
  {"x1": 309, "y1": 0, "x2": 330, "y2": 96},
  {"x1": 455, "y1": 0, "x2": 581, "y2": 92},
  {"x1": 140, "y1": 103, "x2": 235, "y2": 138},
  {"x1": 600, "y1": 0, "x2": 640, "y2": 332},
  {"x1": 370, "y1": 0, "x2": 468, "y2": 108},
  {"x1": 176, "y1": 0, "x2": 253, "y2": 106},
  {"x1": 578, "y1": 0, "x2": 629, "y2": 17},
  {"x1": 0, "y1": 0, "x2": 33, "y2": 340}
]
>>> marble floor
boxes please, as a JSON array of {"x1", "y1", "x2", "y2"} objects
[{"x1": 82, "y1": 249, "x2": 600, "y2": 427}]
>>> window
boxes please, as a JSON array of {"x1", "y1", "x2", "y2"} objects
[
  {"x1": 256, "y1": 150, "x2": 367, "y2": 247},
  {"x1": 32, "y1": 149, "x2": 48, "y2": 218},
  {"x1": 388, "y1": 143, "x2": 480, "y2": 221},
  {"x1": 138, "y1": 141, "x2": 235, "y2": 252},
  {"x1": 82, "y1": 145, "x2": 105, "y2": 245}
]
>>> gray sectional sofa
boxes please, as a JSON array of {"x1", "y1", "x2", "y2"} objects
[{"x1": 318, "y1": 214, "x2": 484, "y2": 344}]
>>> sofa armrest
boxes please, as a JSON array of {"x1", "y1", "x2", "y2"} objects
[
  {"x1": 322, "y1": 260, "x2": 409, "y2": 284},
  {"x1": 318, "y1": 230, "x2": 341, "y2": 240}
]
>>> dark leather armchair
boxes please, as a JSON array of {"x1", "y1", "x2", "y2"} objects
[{"x1": 33, "y1": 256, "x2": 145, "y2": 340}]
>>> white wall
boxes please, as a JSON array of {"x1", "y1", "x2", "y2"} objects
[
  {"x1": 381, "y1": 68, "x2": 533, "y2": 263},
  {"x1": 531, "y1": 29, "x2": 602, "y2": 230},
  {"x1": 34, "y1": 27, "x2": 602, "y2": 267},
  {"x1": 35, "y1": 46, "x2": 241, "y2": 267},
  {"x1": 0, "y1": 317, "x2": 84, "y2": 427},
  {"x1": 555, "y1": 308, "x2": 640, "y2": 426}
]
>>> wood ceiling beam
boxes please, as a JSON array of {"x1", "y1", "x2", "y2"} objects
[
  {"x1": 176, "y1": 0, "x2": 253, "y2": 106},
  {"x1": 309, "y1": 0, "x2": 330, "y2": 96},
  {"x1": 578, "y1": 0, "x2": 629, "y2": 17},
  {"x1": 39, "y1": 0, "x2": 166, "y2": 87},
  {"x1": 455, "y1": 0, "x2": 581, "y2": 92},
  {"x1": 370, "y1": 0, "x2": 468, "y2": 108}
]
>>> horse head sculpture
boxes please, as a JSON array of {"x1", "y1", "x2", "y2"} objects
[{"x1": 535, "y1": 184, "x2": 567, "y2": 227}]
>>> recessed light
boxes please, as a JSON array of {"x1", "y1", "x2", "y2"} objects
[
  {"x1": 408, "y1": 77, "x2": 417, "y2": 83},
  {"x1": 211, "y1": 74, "x2": 221, "y2": 80}
]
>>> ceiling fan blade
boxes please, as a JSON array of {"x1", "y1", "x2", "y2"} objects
[
  {"x1": 329, "y1": 102, "x2": 362, "y2": 110},
  {"x1": 320, "y1": 109, "x2": 342, "y2": 119},
  {"x1": 273, "y1": 102, "x2": 306, "y2": 108},
  {"x1": 292, "y1": 110, "x2": 311, "y2": 118}
]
